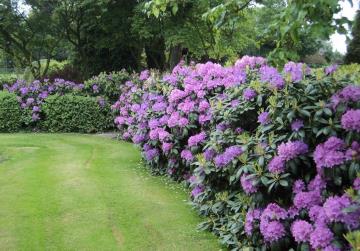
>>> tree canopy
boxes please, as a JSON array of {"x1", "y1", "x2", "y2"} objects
[{"x1": 0, "y1": 0, "x2": 356, "y2": 79}]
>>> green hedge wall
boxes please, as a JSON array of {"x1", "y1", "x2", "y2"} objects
[
  {"x1": 0, "y1": 91, "x2": 22, "y2": 132},
  {"x1": 42, "y1": 94, "x2": 112, "y2": 133}
]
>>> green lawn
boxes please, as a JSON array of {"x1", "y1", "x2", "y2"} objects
[{"x1": 0, "y1": 134, "x2": 221, "y2": 251}]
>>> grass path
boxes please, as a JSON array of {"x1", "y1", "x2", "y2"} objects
[{"x1": 0, "y1": 134, "x2": 221, "y2": 251}]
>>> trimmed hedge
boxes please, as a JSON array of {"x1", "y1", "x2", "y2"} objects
[
  {"x1": 0, "y1": 91, "x2": 22, "y2": 132},
  {"x1": 42, "y1": 94, "x2": 112, "y2": 133}
]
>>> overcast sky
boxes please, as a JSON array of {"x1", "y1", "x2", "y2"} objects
[{"x1": 331, "y1": 0, "x2": 359, "y2": 54}]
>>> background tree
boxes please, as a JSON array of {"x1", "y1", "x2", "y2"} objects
[
  {"x1": 0, "y1": 0, "x2": 58, "y2": 79},
  {"x1": 345, "y1": 10, "x2": 360, "y2": 64}
]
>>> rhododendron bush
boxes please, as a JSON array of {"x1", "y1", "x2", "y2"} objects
[{"x1": 113, "y1": 57, "x2": 360, "y2": 250}]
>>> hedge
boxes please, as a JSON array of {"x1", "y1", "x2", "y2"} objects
[
  {"x1": 0, "y1": 91, "x2": 22, "y2": 132},
  {"x1": 42, "y1": 94, "x2": 112, "y2": 133}
]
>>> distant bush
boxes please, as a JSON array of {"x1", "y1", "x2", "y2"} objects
[
  {"x1": 0, "y1": 74, "x2": 17, "y2": 90},
  {"x1": 334, "y1": 64, "x2": 360, "y2": 85},
  {"x1": 0, "y1": 91, "x2": 22, "y2": 132},
  {"x1": 42, "y1": 94, "x2": 112, "y2": 133},
  {"x1": 84, "y1": 70, "x2": 131, "y2": 102}
]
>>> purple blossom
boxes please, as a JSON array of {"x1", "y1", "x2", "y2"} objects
[
  {"x1": 292, "y1": 180, "x2": 305, "y2": 194},
  {"x1": 284, "y1": 62, "x2": 306, "y2": 82},
  {"x1": 325, "y1": 64, "x2": 338, "y2": 75},
  {"x1": 204, "y1": 148, "x2": 216, "y2": 161},
  {"x1": 260, "y1": 66, "x2": 285, "y2": 89},
  {"x1": 277, "y1": 141, "x2": 308, "y2": 161},
  {"x1": 293, "y1": 191, "x2": 322, "y2": 210},
  {"x1": 291, "y1": 220, "x2": 313, "y2": 243},
  {"x1": 162, "y1": 142, "x2": 172, "y2": 153},
  {"x1": 245, "y1": 209, "x2": 261, "y2": 236},
  {"x1": 341, "y1": 109, "x2": 360, "y2": 132},
  {"x1": 261, "y1": 203, "x2": 288, "y2": 221},
  {"x1": 314, "y1": 137, "x2": 346, "y2": 169},
  {"x1": 258, "y1": 112, "x2": 270, "y2": 125},
  {"x1": 139, "y1": 70, "x2": 150, "y2": 81},
  {"x1": 144, "y1": 148, "x2": 159, "y2": 161},
  {"x1": 323, "y1": 195, "x2": 351, "y2": 222},
  {"x1": 309, "y1": 205, "x2": 329, "y2": 226},
  {"x1": 309, "y1": 226, "x2": 334, "y2": 250},
  {"x1": 132, "y1": 134, "x2": 146, "y2": 144},
  {"x1": 260, "y1": 220, "x2": 286, "y2": 243},
  {"x1": 243, "y1": 88, "x2": 257, "y2": 100},
  {"x1": 291, "y1": 119, "x2": 304, "y2": 132},
  {"x1": 331, "y1": 85, "x2": 360, "y2": 108},
  {"x1": 181, "y1": 149, "x2": 194, "y2": 162},
  {"x1": 354, "y1": 177, "x2": 360, "y2": 190},
  {"x1": 199, "y1": 100, "x2": 210, "y2": 112},
  {"x1": 308, "y1": 174, "x2": 326, "y2": 192},
  {"x1": 188, "y1": 132, "x2": 206, "y2": 147},
  {"x1": 178, "y1": 117, "x2": 189, "y2": 127},
  {"x1": 191, "y1": 185, "x2": 204, "y2": 197},
  {"x1": 240, "y1": 174, "x2": 258, "y2": 194},
  {"x1": 268, "y1": 156, "x2": 285, "y2": 173},
  {"x1": 214, "y1": 146, "x2": 243, "y2": 168}
]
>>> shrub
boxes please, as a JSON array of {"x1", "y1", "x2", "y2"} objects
[
  {"x1": 0, "y1": 73, "x2": 17, "y2": 90},
  {"x1": 113, "y1": 57, "x2": 360, "y2": 250},
  {"x1": 0, "y1": 91, "x2": 22, "y2": 132},
  {"x1": 42, "y1": 94, "x2": 112, "y2": 133},
  {"x1": 84, "y1": 70, "x2": 131, "y2": 102}
]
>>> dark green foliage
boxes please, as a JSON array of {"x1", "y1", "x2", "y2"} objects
[
  {"x1": 42, "y1": 94, "x2": 112, "y2": 133},
  {"x1": 0, "y1": 91, "x2": 22, "y2": 132},
  {"x1": 84, "y1": 70, "x2": 131, "y2": 102},
  {"x1": 345, "y1": 10, "x2": 360, "y2": 64},
  {"x1": 0, "y1": 74, "x2": 17, "y2": 90}
]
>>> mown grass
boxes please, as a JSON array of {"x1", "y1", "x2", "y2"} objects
[{"x1": 0, "y1": 134, "x2": 221, "y2": 251}]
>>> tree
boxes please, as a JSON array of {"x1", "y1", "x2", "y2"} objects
[
  {"x1": 345, "y1": 10, "x2": 360, "y2": 64},
  {"x1": 0, "y1": 0, "x2": 58, "y2": 79}
]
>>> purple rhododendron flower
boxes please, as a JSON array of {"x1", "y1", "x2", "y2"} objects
[
  {"x1": 214, "y1": 146, "x2": 243, "y2": 168},
  {"x1": 204, "y1": 148, "x2": 216, "y2": 161},
  {"x1": 310, "y1": 226, "x2": 334, "y2": 250},
  {"x1": 284, "y1": 62, "x2": 305, "y2": 82},
  {"x1": 139, "y1": 70, "x2": 150, "y2": 80},
  {"x1": 293, "y1": 180, "x2": 305, "y2": 194},
  {"x1": 291, "y1": 220, "x2": 313, "y2": 243},
  {"x1": 293, "y1": 191, "x2": 322, "y2": 210},
  {"x1": 245, "y1": 209, "x2": 261, "y2": 236},
  {"x1": 341, "y1": 109, "x2": 360, "y2": 132},
  {"x1": 268, "y1": 156, "x2": 285, "y2": 173},
  {"x1": 314, "y1": 137, "x2": 347, "y2": 169},
  {"x1": 191, "y1": 185, "x2": 204, "y2": 197},
  {"x1": 308, "y1": 174, "x2": 326, "y2": 192},
  {"x1": 181, "y1": 149, "x2": 193, "y2": 161},
  {"x1": 144, "y1": 148, "x2": 159, "y2": 161},
  {"x1": 309, "y1": 205, "x2": 329, "y2": 226},
  {"x1": 188, "y1": 132, "x2": 206, "y2": 147},
  {"x1": 261, "y1": 203, "x2": 288, "y2": 221},
  {"x1": 260, "y1": 66, "x2": 285, "y2": 89},
  {"x1": 240, "y1": 174, "x2": 258, "y2": 194},
  {"x1": 258, "y1": 112, "x2": 270, "y2": 125},
  {"x1": 325, "y1": 64, "x2": 338, "y2": 75},
  {"x1": 162, "y1": 142, "x2": 173, "y2": 153},
  {"x1": 323, "y1": 195, "x2": 351, "y2": 222},
  {"x1": 291, "y1": 119, "x2": 304, "y2": 132},
  {"x1": 243, "y1": 88, "x2": 257, "y2": 100},
  {"x1": 354, "y1": 177, "x2": 360, "y2": 190},
  {"x1": 260, "y1": 220, "x2": 286, "y2": 243},
  {"x1": 277, "y1": 141, "x2": 308, "y2": 161}
]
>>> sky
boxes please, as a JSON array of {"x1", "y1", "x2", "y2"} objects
[{"x1": 330, "y1": 0, "x2": 359, "y2": 54}]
